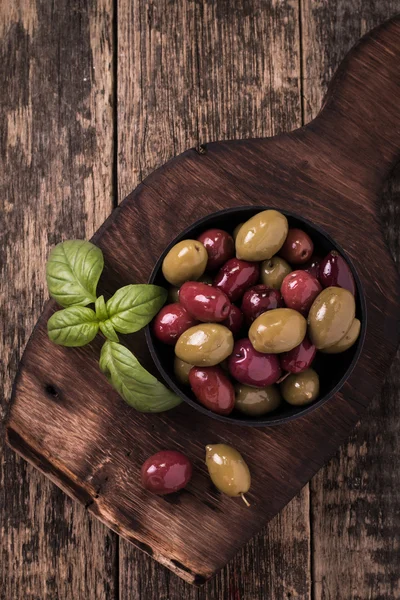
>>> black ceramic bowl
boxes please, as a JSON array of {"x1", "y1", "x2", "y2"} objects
[{"x1": 145, "y1": 206, "x2": 366, "y2": 426}]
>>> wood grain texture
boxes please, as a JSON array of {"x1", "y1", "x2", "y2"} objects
[
  {"x1": 120, "y1": 487, "x2": 310, "y2": 600},
  {"x1": 0, "y1": 1, "x2": 117, "y2": 598},
  {"x1": 118, "y1": 1, "x2": 311, "y2": 597},
  {"x1": 6, "y1": 16, "x2": 400, "y2": 587},
  {"x1": 2, "y1": 1, "x2": 400, "y2": 597},
  {"x1": 118, "y1": 0, "x2": 302, "y2": 198},
  {"x1": 302, "y1": 3, "x2": 400, "y2": 598}
]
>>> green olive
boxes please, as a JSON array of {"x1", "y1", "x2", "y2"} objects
[
  {"x1": 235, "y1": 210, "x2": 288, "y2": 261},
  {"x1": 205, "y1": 444, "x2": 251, "y2": 504},
  {"x1": 233, "y1": 223, "x2": 244, "y2": 241},
  {"x1": 281, "y1": 368, "x2": 319, "y2": 405},
  {"x1": 249, "y1": 308, "x2": 307, "y2": 353},
  {"x1": 174, "y1": 357, "x2": 193, "y2": 385},
  {"x1": 162, "y1": 239, "x2": 208, "y2": 286},
  {"x1": 260, "y1": 256, "x2": 292, "y2": 289},
  {"x1": 321, "y1": 318, "x2": 361, "y2": 354},
  {"x1": 168, "y1": 285, "x2": 180, "y2": 303},
  {"x1": 235, "y1": 384, "x2": 281, "y2": 416},
  {"x1": 219, "y1": 359, "x2": 230, "y2": 373},
  {"x1": 308, "y1": 286, "x2": 355, "y2": 350},
  {"x1": 175, "y1": 324, "x2": 234, "y2": 366},
  {"x1": 196, "y1": 273, "x2": 214, "y2": 285}
]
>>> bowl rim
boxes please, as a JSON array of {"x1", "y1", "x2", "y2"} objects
[{"x1": 145, "y1": 205, "x2": 367, "y2": 427}]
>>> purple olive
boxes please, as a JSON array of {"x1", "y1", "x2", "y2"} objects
[
  {"x1": 281, "y1": 270, "x2": 322, "y2": 315},
  {"x1": 241, "y1": 284, "x2": 284, "y2": 324},
  {"x1": 152, "y1": 303, "x2": 197, "y2": 345},
  {"x1": 189, "y1": 366, "x2": 235, "y2": 415},
  {"x1": 197, "y1": 229, "x2": 235, "y2": 270},
  {"x1": 280, "y1": 337, "x2": 316, "y2": 374},
  {"x1": 228, "y1": 338, "x2": 281, "y2": 387},
  {"x1": 302, "y1": 255, "x2": 322, "y2": 279},
  {"x1": 214, "y1": 258, "x2": 260, "y2": 302},
  {"x1": 279, "y1": 228, "x2": 314, "y2": 264},
  {"x1": 141, "y1": 451, "x2": 193, "y2": 495},
  {"x1": 222, "y1": 304, "x2": 244, "y2": 335},
  {"x1": 319, "y1": 251, "x2": 356, "y2": 296},
  {"x1": 179, "y1": 281, "x2": 232, "y2": 322}
]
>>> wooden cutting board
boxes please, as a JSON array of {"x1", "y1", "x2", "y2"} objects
[{"x1": 6, "y1": 17, "x2": 400, "y2": 584}]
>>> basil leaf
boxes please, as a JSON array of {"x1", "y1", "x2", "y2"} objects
[
  {"x1": 99, "y1": 320, "x2": 119, "y2": 342},
  {"x1": 99, "y1": 341, "x2": 182, "y2": 412},
  {"x1": 95, "y1": 295, "x2": 109, "y2": 321},
  {"x1": 46, "y1": 240, "x2": 104, "y2": 307},
  {"x1": 48, "y1": 307, "x2": 99, "y2": 347},
  {"x1": 106, "y1": 284, "x2": 167, "y2": 334}
]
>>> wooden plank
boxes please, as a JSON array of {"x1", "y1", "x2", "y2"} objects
[
  {"x1": 0, "y1": 1, "x2": 117, "y2": 598},
  {"x1": 8, "y1": 16, "x2": 400, "y2": 579},
  {"x1": 120, "y1": 488, "x2": 310, "y2": 599},
  {"x1": 301, "y1": 4, "x2": 400, "y2": 599},
  {"x1": 117, "y1": 0, "x2": 308, "y2": 596}
]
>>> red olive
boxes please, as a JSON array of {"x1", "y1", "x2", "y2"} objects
[
  {"x1": 302, "y1": 255, "x2": 322, "y2": 279},
  {"x1": 197, "y1": 228, "x2": 235, "y2": 270},
  {"x1": 280, "y1": 337, "x2": 316, "y2": 374},
  {"x1": 152, "y1": 303, "x2": 197, "y2": 345},
  {"x1": 179, "y1": 281, "x2": 232, "y2": 322},
  {"x1": 281, "y1": 270, "x2": 322, "y2": 315},
  {"x1": 214, "y1": 258, "x2": 260, "y2": 302},
  {"x1": 279, "y1": 228, "x2": 314, "y2": 264},
  {"x1": 189, "y1": 366, "x2": 235, "y2": 415},
  {"x1": 141, "y1": 450, "x2": 193, "y2": 495},
  {"x1": 241, "y1": 284, "x2": 284, "y2": 324},
  {"x1": 319, "y1": 251, "x2": 356, "y2": 296},
  {"x1": 222, "y1": 304, "x2": 244, "y2": 335},
  {"x1": 228, "y1": 338, "x2": 281, "y2": 387}
]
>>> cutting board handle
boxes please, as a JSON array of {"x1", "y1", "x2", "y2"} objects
[{"x1": 311, "y1": 16, "x2": 400, "y2": 185}]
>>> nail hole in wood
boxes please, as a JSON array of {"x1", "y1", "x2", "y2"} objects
[{"x1": 45, "y1": 384, "x2": 59, "y2": 398}]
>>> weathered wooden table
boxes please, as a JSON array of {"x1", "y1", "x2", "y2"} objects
[{"x1": 1, "y1": 2, "x2": 399, "y2": 599}]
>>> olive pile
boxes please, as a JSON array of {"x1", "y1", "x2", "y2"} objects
[{"x1": 153, "y1": 210, "x2": 361, "y2": 417}]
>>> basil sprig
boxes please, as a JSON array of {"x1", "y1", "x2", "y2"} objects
[
  {"x1": 46, "y1": 240, "x2": 180, "y2": 413},
  {"x1": 100, "y1": 342, "x2": 181, "y2": 412}
]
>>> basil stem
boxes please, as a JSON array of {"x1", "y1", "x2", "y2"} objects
[
  {"x1": 99, "y1": 320, "x2": 119, "y2": 342},
  {"x1": 95, "y1": 295, "x2": 109, "y2": 321}
]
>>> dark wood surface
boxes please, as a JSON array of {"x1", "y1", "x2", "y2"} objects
[
  {"x1": 0, "y1": 2, "x2": 118, "y2": 599},
  {"x1": 1, "y1": 2, "x2": 400, "y2": 599},
  {"x1": 5, "y1": 13, "x2": 400, "y2": 585}
]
